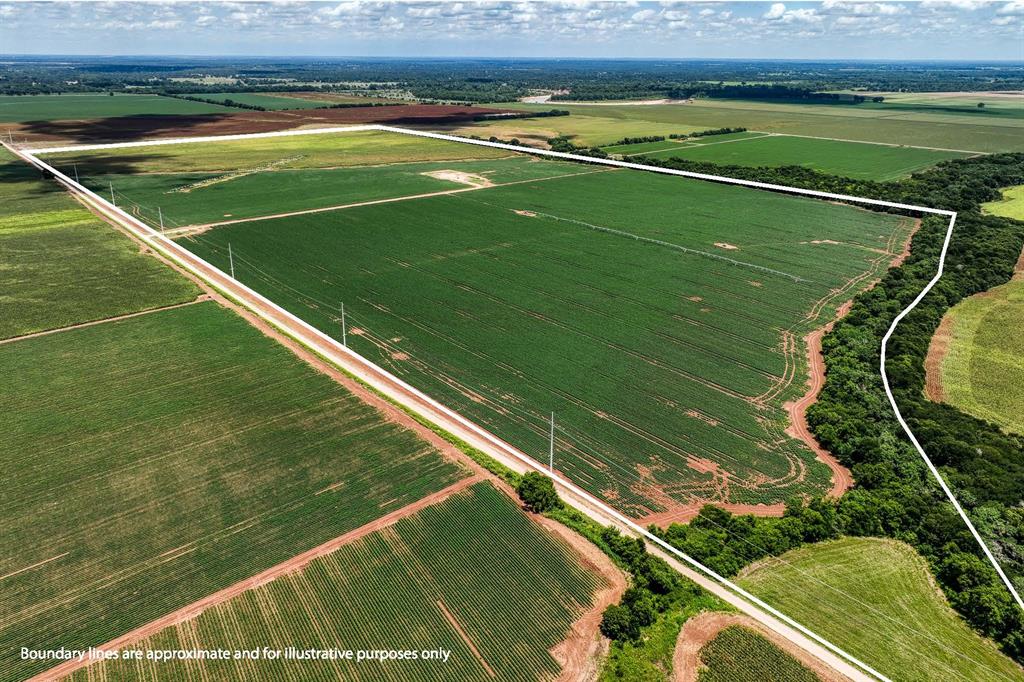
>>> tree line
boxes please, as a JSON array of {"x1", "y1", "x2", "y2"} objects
[{"x1": 628, "y1": 151, "x2": 1024, "y2": 662}]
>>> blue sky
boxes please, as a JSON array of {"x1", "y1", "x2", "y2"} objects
[{"x1": 1, "y1": 1, "x2": 1022, "y2": 60}]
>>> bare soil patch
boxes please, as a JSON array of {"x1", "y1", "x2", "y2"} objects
[
  {"x1": 422, "y1": 169, "x2": 494, "y2": 188},
  {"x1": 924, "y1": 315, "x2": 954, "y2": 403},
  {"x1": 13, "y1": 104, "x2": 516, "y2": 144},
  {"x1": 714, "y1": 242, "x2": 739, "y2": 250},
  {"x1": 673, "y1": 612, "x2": 848, "y2": 682}
]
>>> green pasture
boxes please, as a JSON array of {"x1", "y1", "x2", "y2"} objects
[
  {"x1": 78, "y1": 156, "x2": 588, "y2": 228},
  {"x1": 0, "y1": 302, "x2": 464, "y2": 681},
  {"x1": 173, "y1": 160, "x2": 911, "y2": 515},
  {"x1": 66, "y1": 483, "x2": 602, "y2": 682},
  {"x1": 180, "y1": 91, "x2": 329, "y2": 110},
  {"x1": 627, "y1": 134, "x2": 970, "y2": 181},
  {"x1": 0, "y1": 93, "x2": 231, "y2": 123},
  {"x1": 983, "y1": 185, "x2": 1024, "y2": 221},
  {"x1": 0, "y1": 149, "x2": 197, "y2": 339},
  {"x1": 936, "y1": 276, "x2": 1024, "y2": 435},
  {"x1": 697, "y1": 626, "x2": 817, "y2": 682},
  {"x1": 738, "y1": 538, "x2": 1023, "y2": 682},
  {"x1": 43, "y1": 129, "x2": 508, "y2": 174},
  {"x1": 461, "y1": 98, "x2": 1023, "y2": 152}
]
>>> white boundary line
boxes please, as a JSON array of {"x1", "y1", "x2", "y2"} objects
[
  {"x1": 11, "y1": 121, "x2": 1022, "y2": 670},
  {"x1": 9, "y1": 142, "x2": 884, "y2": 682}
]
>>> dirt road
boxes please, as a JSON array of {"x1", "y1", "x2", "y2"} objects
[{"x1": 7, "y1": 140, "x2": 877, "y2": 682}]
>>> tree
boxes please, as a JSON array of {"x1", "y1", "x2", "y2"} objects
[
  {"x1": 516, "y1": 471, "x2": 560, "y2": 513},
  {"x1": 599, "y1": 604, "x2": 640, "y2": 641},
  {"x1": 978, "y1": 102, "x2": 986, "y2": 108}
]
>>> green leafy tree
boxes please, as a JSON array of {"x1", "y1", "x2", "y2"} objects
[{"x1": 516, "y1": 471, "x2": 560, "y2": 513}]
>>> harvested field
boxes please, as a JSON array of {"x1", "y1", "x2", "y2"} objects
[
  {"x1": 76, "y1": 130, "x2": 919, "y2": 517},
  {"x1": 737, "y1": 538, "x2": 1023, "y2": 682},
  {"x1": 12, "y1": 104, "x2": 516, "y2": 144},
  {"x1": 0, "y1": 301, "x2": 465, "y2": 682},
  {"x1": 0, "y1": 148, "x2": 198, "y2": 339},
  {"x1": 461, "y1": 99, "x2": 1024, "y2": 152},
  {"x1": 60, "y1": 483, "x2": 606, "y2": 682}
]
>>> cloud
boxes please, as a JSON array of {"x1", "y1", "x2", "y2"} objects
[
  {"x1": 764, "y1": 3, "x2": 787, "y2": 19},
  {"x1": 921, "y1": 0, "x2": 990, "y2": 9},
  {"x1": 998, "y1": 0, "x2": 1024, "y2": 13}
]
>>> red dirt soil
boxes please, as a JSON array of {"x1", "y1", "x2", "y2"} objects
[
  {"x1": 12, "y1": 104, "x2": 514, "y2": 144},
  {"x1": 672, "y1": 612, "x2": 850, "y2": 682},
  {"x1": 31, "y1": 475, "x2": 483, "y2": 682}
]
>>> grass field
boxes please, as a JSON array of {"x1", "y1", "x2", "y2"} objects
[
  {"x1": 80, "y1": 130, "x2": 915, "y2": 516},
  {"x1": 0, "y1": 149, "x2": 198, "y2": 338},
  {"x1": 77, "y1": 156, "x2": 589, "y2": 228},
  {"x1": 607, "y1": 133, "x2": 970, "y2": 181},
  {"x1": 0, "y1": 93, "x2": 231, "y2": 123},
  {"x1": 64, "y1": 482, "x2": 603, "y2": 682},
  {"x1": 601, "y1": 131, "x2": 764, "y2": 154},
  {"x1": 737, "y1": 538, "x2": 1023, "y2": 682},
  {"x1": 181, "y1": 92, "x2": 331, "y2": 110},
  {"x1": 0, "y1": 301, "x2": 465, "y2": 682},
  {"x1": 46, "y1": 129, "x2": 507, "y2": 175},
  {"x1": 697, "y1": 626, "x2": 818, "y2": 682},
  {"x1": 936, "y1": 275, "x2": 1024, "y2": 435},
  {"x1": 983, "y1": 185, "x2": 1024, "y2": 221},
  {"x1": 459, "y1": 98, "x2": 1023, "y2": 152}
]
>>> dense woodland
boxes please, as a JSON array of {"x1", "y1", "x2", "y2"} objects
[
  {"x1": 630, "y1": 152, "x2": 1024, "y2": 662},
  {"x1": 2, "y1": 56, "x2": 1022, "y2": 100}
]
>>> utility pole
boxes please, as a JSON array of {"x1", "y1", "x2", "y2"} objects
[
  {"x1": 158, "y1": 206, "x2": 164, "y2": 234},
  {"x1": 549, "y1": 412, "x2": 555, "y2": 473},
  {"x1": 228, "y1": 243, "x2": 235, "y2": 279},
  {"x1": 109, "y1": 182, "x2": 116, "y2": 206},
  {"x1": 340, "y1": 302, "x2": 347, "y2": 347},
  {"x1": 73, "y1": 164, "x2": 79, "y2": 183}
]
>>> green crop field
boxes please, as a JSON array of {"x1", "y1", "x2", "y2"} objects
[
  {"x1": 601, "y1": 132, "x2": 764, "y2": 155},
  {"x1": 64, "y1": 482, "x2": 603, "y2": 682},
  {"x1": 611, "y1": 134, "x2": 970, "y2": 181},
  {"x1": 737, "y1": 538, "x2": 1023, "y2": 682},
  {"x1": 697, "y1": 626, "x2": 817, "y2": 682},
  {"x1": 73, "y1": 131, "x2": 916, "y2": 517},
  {"x1": 0, "y1": 149, "x2": 198, "y2": 339},
  {"x1": 0, "y1": 301, "x2": 465, "y2": 682},
  {"x1": 0, "y1": 93, "x2": 232, "y2": 123},
  {"x1": 459, "y1": 98, "x2": 1023, "y2": 152},
  {"x1": 180, "y1": 92, "x2": 331, "y2": 110},
  {"x1": 934, "y1": 275, "x2": 1024, "y2": 435},
  {"x1": 983, "y1": 185, "x2": 1024, "y2": 221},
  {"x1": 45, "y1": 129, "x2": 507, "y2": 175},
  {"x1": 73, "y1": 156, "x2": 590, "y2": 228}
]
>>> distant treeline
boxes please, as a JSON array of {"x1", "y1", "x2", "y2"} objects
[
  {"x1": 628, "y1": 152, "x2": 1024, "y2": 662},
  {"x1": 473, "y1": 109, "x2": 569, "y2": 122},
  {"x1": 158, "y1": 92, "x2": 398, "y2": 112},
  {"x1": 4, "y1": 57, "x2": 1023, "y2": 99},
  {"x1": 609, "y1": 128, "x2": 748, "y2": 147}
]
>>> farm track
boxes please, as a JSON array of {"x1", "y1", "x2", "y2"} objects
[
  {"x1": 6, "y1": 139, "x2": 876, "y2": 682},
  {"x1": 28, "y1": 475, "x2": 484, "y2": 682},
  {"x1": 164, "y1": 167, "x2": 614, "y2": 237},
  {"x1": 0, "y1": 296, "x2": 208, "y2": 346}
]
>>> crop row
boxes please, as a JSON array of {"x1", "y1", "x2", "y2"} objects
[{"x1": 67, "y1": 483, "x2": 602, "y2": 682}]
